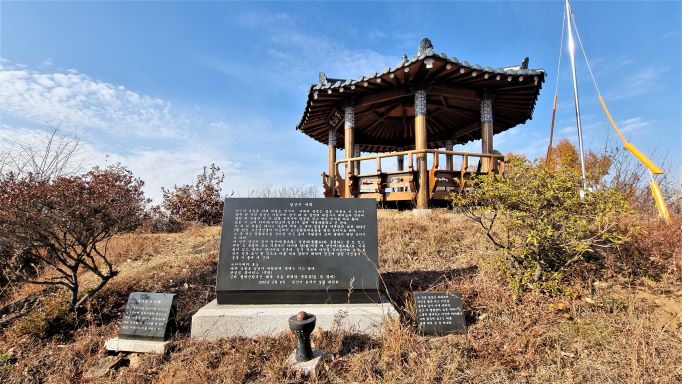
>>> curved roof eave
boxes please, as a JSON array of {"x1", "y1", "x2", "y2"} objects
[{"x1": 297, "y1": 51, "x2": 546, "y2": 152}]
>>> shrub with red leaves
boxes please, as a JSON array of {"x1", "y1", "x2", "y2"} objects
[
  {"x1": 161, "y1": 164, "x2": 226, "y2": 226},
  {"x1": 0, "y1": 165, "x2": 147, "y2": 309}
]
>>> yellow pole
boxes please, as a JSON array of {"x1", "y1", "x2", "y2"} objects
[
  {"x1": 599, "y1": 96, "x2": 663, "y2": 174},
  {"x1": 599, "y1": 96, "x2": 669, "y2": 219},
  {"x1": 649, "y1": 175, "x2": 670, "y2": 221}
]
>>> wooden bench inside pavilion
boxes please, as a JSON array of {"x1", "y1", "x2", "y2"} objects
[{"x1": 296, "y1": 38, "x2": 545, "y2": 209}]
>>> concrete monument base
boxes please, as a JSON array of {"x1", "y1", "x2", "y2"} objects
[
  {"x1": 412, "y1": 208, "x2": 432, "y2": 216},
  {"x1": 104, "y1": 338, "x2": 170, "y2": 354},
  {"x1": 285, "y1": 349, "x2": 323, "y2": 376},
  {"x1": 190, "y1": 296, "x2": 398, "y2": 339}
]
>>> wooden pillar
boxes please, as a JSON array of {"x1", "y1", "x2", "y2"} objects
[
  {"x1": 395, "y1": 147, "x2": 405, "y2": 192},
  {"x1": 480, "y1": 90, "x2": 494, "y2": 172},
  {"x1": 445, "y1": 140, "x2": 454, "y2": 171},
  {"x1": 354, "y1": 145, "x2": 361, "y2": 175},
  {"x1": 415, "y1": 89, "x2": 428, "y2": 209},
  {"x1": 396, "y1": 147, "x2": 404, "y2": 171},
  {"x1": 344, "y1": 103, "x2": 355, "y2": 198},
  {"x1": 328, "y1": 130, "x2": 336, "y2": 193}
]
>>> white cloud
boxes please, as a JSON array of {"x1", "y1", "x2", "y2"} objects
[
  {"x1": 560, "y1": 125, "x2": 575, "y2": 134},
  {"x1": 0, "y1": 125, "x2": 242, "y2": 202},
  {"x1": 0, "y1": 61, "x2": 189, "y2": 139},
  {"x1": 619, "y1": 117, "x2": 653, "y2": 133},
  {"x1": 39, "y1": 57, "x2": 54, "y2": 68},
  {"x1": 606, "y1": 66, "x2": 663, "y2": 101},
  {"x1": 211, "y1": 11, "x2": 396, "y2": 89}
]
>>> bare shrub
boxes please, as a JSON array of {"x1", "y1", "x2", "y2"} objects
[
  {"x1": 614, "y1": 214, "x2": 682, "y2": 281},
  {"x1": 162, "y1": 164, "x2": 228, "y2": 226},
  {"x1": 0, "y1": 127, "x2": 84, "y2": 180},
  {"x1": 606, "y1": 145, "x2": 679, "y2": 217},
  {"x1": 256, "y1": 184, "x2": 320, "y2": 198},
  {"x1": 0, "y1": 165, "x2": 147, "y2": 309},
  {"x1": 139, "y1": 205, "x2": 187, "y2": 233}
]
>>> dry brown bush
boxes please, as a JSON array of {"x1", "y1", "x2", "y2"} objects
[
  {"x1": 0, "y1": 165, "x2": 147, "y2": 310},
  {"x1": 612, "y1": 214, "x2": 682, "y2": 282},
  {"x1": 162, "y1": 164, "x2": 226, "y2": 226}
]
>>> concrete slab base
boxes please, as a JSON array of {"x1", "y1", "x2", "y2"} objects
[
  {"x1": 412, "y1": 208, "x2": 433, "y2": 216},
  {"x1": 285, "y1": 349, "x2": 323, "y2": 376},
  {"x1": 104, "y1": 338, "x2": 169, "y2": 354},
  {"x1": 191, "y1": 296, "x2": 398, "y2": 339}
]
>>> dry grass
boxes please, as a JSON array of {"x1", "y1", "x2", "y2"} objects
[{"x1": 0, "y1": 210, "x2": 680, "y2": 383}]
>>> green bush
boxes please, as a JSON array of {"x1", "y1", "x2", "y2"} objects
[{"x1": 452, "y1": 157, "x2": 631, "y2": 292}]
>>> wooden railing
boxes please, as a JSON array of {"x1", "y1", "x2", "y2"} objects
[{"x1": 322, "y1": 149, "x2": 505, "y2": 201}]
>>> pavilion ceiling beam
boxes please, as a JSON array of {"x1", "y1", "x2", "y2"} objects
[
  {"x1": 450, "y1": 121, "x2": 481, "y2": 140},
  {"x1": 431, "y1": 63, "x2": 461, "y2": 83},
  {"x1": 426, "y1": 116, "x2": 449, "y2": 135},
  {"x1": 382, "y1": 72, "x2": 399, "y2": 87},
  {"x1": 355, "y1": 88, "x2": 412, "y2": 109},
  {"x1": 429, "y1": 103, "x2": 479, "y2": 117},
  {"x1": 364, "y1": 109, "x2": 392, "y2": 132},
  {"x1": 406, "y1": 61, "x2": 423, "y2": 83},
  {"x1": 422, "y1": 60, "x2": 446, "y2": 82},
  {"x1": 429, "y1": 85, "x2": 477, "y2": 100}
]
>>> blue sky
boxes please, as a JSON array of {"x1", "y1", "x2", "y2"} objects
[{"x1": 1, "y1": 1, "x2": 680, "y2": 201}]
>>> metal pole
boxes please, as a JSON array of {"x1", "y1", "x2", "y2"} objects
[{"x1": 566, "y1": 0, "x2": 588, "y2": 193}]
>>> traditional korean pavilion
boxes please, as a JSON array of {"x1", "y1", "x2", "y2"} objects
[{"x1": 296, "y1": 38, "x2": 545, "y2": 209}]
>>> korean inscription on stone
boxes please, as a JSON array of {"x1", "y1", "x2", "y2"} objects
[
  {"x1": 217, "y1": 198, "x2": 379, "y2": 304},
  {"x1": 414, "y1": 292, "x2": 465, "y2": 335},
  {"x1": 119, "y1": 292, "x2": 176, "y2": 341}
]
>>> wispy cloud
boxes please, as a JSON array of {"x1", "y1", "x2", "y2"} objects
[
  {"x1": 606, "y1": 66, "x2": 664, "y2": 101},
  {"x1": 207, "y1": 11, "x2": 397, "y2": 90},
  {"x1": 589, "y1": 55, "x2": 635, "y2": 74},
  {"x1": 0, "y1": 60, "x2": 190, "y2": 139},
  {"x1": 619, "y1": 116, "x2": 653, "y2": 133},
  {"x1": 0, "y1": 58, "x2": 322, "y2": 201}
]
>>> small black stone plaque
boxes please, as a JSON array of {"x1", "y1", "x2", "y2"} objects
[
  {"x1": 217, "y1": 198, "x2": 380, "y2": 304},
  {"x1": 414, "y1": 292, "x2": 465, "y2": 335},
  {"x1": 119, "y1": 292, "x2": 176, "y2": 341}
]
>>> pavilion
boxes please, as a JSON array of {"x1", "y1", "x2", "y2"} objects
[{"x1": 296, "y1": 38, "x2": 545, "y2": 209}]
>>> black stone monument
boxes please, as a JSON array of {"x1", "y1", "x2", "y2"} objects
[
  {"x1": 217, "y1": 198, "x2": 380, "y2": 304},
  {"x1": 119, "y1": 292, "x2": 177, "y2": 341},
  {"x1": 414, "y1": 292, "x2": 465, "y2": 335}
]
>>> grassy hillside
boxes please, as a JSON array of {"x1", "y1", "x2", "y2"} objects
[{"x1": 0, "y1": 210, "x2": 680, "y2": 383}]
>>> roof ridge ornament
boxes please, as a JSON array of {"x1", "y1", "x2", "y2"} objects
[
  {"x1": 399, "y1": 53, "x2": 409, "y2": 66},
  {"x1": 319, "y1": 72, "x2": 328, "y2": 86},
  {"x1": 502, "y1": 57, "x2": 530, "y2": 71},
  {"x1": 418, "y1": 38, "x2": 434, "y2": 57},
  {"x1": 521, "y1": 57, "x2": 529, "y2": 69}
]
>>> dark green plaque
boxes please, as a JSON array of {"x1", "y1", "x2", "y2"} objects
[
  {"x1": 217, "y1": 198, "x2": 380, "y2": 304},
  {"x1": 119, "y1": 292, "x2": 176, "y2": 341},
  {"x1": 414, "y1": 292, "x2": 465, "y2": 335}
]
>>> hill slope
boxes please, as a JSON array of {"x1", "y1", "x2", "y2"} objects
[{"x1": 0, "y1": 210, "x2": 680, "y2": 383}]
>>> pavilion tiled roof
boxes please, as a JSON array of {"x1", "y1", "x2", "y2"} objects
[{"x1": 296, "y1": 41, "x2": 546, "y2": 153}]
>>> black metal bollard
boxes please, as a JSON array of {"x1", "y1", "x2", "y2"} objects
[{"x1": 288, "y1": 311, "x2": 316, "y2": 362}]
